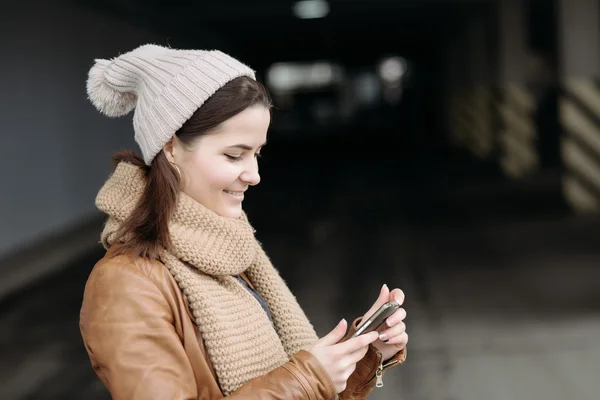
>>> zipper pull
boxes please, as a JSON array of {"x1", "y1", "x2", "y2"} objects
[
  {"x1": 375, "y1": 364, "x2": 384, "y2": 387},
  {"x1": 375, "y1": 353, "x2": 384, "y2": 388}
]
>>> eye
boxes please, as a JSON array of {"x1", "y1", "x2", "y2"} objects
[{"x1": 225, "y1": 154, "x2": 242, "y2": 162}]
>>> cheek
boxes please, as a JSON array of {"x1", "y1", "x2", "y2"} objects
[{"x1": 189, "y1": 158, "x2": 239, "y2": 191}]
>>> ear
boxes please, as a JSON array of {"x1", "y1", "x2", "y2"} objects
[{"x1": 163, "y1": 136, "x2": 177, "y2": 164}]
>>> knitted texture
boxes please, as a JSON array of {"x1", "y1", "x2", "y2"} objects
[
  {"x1": 95, "y1": 162, "x2": 318, "y2": 395},
  {"x1": 86, "y1": 44, "x2": 256, "y2": 165}
]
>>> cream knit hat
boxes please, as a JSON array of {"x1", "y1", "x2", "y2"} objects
[{"x1": 87, "y1": 44, "x2": 256, "y2": 165}]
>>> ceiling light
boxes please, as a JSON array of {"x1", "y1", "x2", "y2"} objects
[
  {"x1": 293, "y1": 0, "x2": 330, "y2": 19},
  {"x1": 378, "y1": 57, "x2": 407, "y2": 83}
]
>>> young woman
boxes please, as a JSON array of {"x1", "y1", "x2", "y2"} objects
[{"x1": 80, "y1": 44, "x2": 407, "y2": 400}]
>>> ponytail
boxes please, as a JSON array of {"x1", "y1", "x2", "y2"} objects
[{"x1": 111, "y1": 150, "x2": 179, "y2": 259}]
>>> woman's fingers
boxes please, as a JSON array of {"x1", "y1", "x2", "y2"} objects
[
  {"x1": 360, "y1": 284, "x2": 391, "y2": 323},
  {"x1": 384, "y1": 332, "x2": 408, "y2": 347},
  {"x1": 378, "y1": 321, "x2": 406, "y2": 343},
  {"x1": 335, "y1": 331, "x2": 379, "y2": 354},
  {"x1": 389, "y1": 288, "x2": 405, "y2": 306},
  {"x1": 385, "y1": 307, "x2": 407, "y2": 328}
]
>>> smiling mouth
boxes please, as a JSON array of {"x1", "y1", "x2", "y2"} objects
[{"x1": 224, "y1": 190, "x2": 245, "y2": 198}]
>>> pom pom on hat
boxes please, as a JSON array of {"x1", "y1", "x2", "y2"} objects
[{"x1": 86, "y1": 58, "x2": 137, "y2": 117}]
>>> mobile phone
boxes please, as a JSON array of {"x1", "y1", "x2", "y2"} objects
[{"x1": 351, "y1": 301, "x2": 400, "y2": 338}]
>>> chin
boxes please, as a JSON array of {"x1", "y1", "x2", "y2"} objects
[{"x1": 219, "y1": 205, "x2": 243, "y2": 219}]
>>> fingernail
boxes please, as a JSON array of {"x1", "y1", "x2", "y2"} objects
[
  {"x1": 383, "y1": 339, "x2": 389, "y2": 343},
  {"x1": 379, "y1": 333, "x2": 388, "y2": 341},
  {"x1": 383, "y1": 284, "x2": 389, "y2": 291}
]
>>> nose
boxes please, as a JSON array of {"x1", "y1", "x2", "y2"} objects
[{"x1": 240, "y1": 158, "x2": 261, "y2": 186}]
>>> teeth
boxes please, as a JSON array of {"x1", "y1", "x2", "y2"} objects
[{"x1": 225, "y1": 190, "x2": 243, "y2": 197}]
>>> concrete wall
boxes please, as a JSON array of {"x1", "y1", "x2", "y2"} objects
[{"x1": 0, "y1": 1, "x2": 166, "y2": 259}]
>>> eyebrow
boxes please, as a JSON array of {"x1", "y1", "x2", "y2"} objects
[{"x1": 226, "y1": 141, "x2": 267, "y2": 151}]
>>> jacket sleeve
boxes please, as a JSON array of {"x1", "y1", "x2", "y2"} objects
[
  {"x1": 80, "y1": 260, "x2": 338, "y2": 400},
  {"x1": 339, "y1": 318, "x2": 407, "y2": 400}
]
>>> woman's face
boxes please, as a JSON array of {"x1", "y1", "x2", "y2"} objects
[{"x1": 165, "y1": 106, "x2": 270, "y2": 218}]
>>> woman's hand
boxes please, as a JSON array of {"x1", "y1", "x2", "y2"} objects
[
  {"x1": 360, "y1": 284, "x2": 408, "y2": 361},
  {"x1": 307, "y1": 319, "x2": 379, "y2": 393}
]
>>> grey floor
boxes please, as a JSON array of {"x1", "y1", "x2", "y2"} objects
[
  {"x1": 1, "y1": 160, "x2": 599, "y2": 399},
  {"x1": 260, "y1": 170, "x2": 600, "y2": 400},
  {"x1": 291, "y1": 216, "x2": 600, "y2": 400}
]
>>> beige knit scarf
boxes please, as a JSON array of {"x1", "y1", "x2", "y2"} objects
[{"x1": 95, "y1": 162, "x2": 318, "y2": 395}]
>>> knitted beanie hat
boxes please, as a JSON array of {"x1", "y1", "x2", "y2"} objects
[{"x1": 86, "y1": 44, "x2": 256, "y2": 165}]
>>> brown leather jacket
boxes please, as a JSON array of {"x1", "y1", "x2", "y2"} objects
[{"x1": 79, "y1": 247, "x2": 406, "y2": 400}]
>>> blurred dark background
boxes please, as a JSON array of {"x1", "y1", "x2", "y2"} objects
[{"x1": 1, "y1": 0, "x2": 600, "y2": 399}]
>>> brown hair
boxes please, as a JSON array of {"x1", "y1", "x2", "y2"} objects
[{"x1": 111, "y1": 76, "x2": 272, "y2": 259}]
